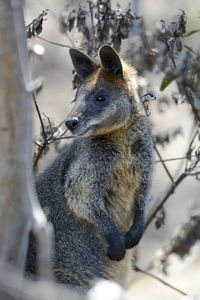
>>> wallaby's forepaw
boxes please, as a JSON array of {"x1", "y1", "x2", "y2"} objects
[
  {"x1": 124, "y1": 226, "x2": 143, "y2": 249},
  {"x1": 107, "y1": 235, "x2": 125, "y2": 261}
]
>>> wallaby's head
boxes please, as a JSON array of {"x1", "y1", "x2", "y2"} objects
[{"x1": 66, "y1": 45, "x2": 144, "y2": 137}]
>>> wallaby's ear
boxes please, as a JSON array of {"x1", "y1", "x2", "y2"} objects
[
  {"x1": 99, "y1": 45, "x2": 123, "y2": 79},
  {"x1": 69, "y1": 48, "x2": 98, "y2": 81}
]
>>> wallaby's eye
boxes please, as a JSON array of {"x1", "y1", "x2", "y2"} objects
[{"x1": 96, "y1": 95, "x2": 106, "y2": 102}]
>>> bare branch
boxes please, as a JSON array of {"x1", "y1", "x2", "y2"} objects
[
  {"x1": 154, "y1": 142, "x2": 175, "y2": 184},
  {"x1": 144, "y1": 172, "x2": 187, "y2": 232},
  {"x1": 33, "y1": 92, "x2": 47, "y2": 142},
  {"x1": 184, "y1": 88, "x2": 200, "y2": 123},
  {"x1": 156, "y1": 155, "x2": 196, "y2": 163},
  {"x1": 33, "y1": 109, "x2": 76, "y2": 171},
  {"x1": 132, "y1": 265, "x2": 188, "y2": 296},
  {"x1": 35, "y1": 35, "x2": 76, "y2": 49},
  {"x1": 146, "y1": 121, "x2": 199, "y2": 232},
  {"x1": 185, "y1": 123, "x2": 200, "y2": 170}
]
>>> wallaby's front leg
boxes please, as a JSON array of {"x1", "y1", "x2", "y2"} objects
[
  {"x1": 66, "y1": 196, "x2": 125, "y2": 261},
  {"x1": 91, "y1": 206, "x2": 126, "y2": 261},
  {"x1": 124, "y1": 165, "x2": 152, "y2": 249},
  {"x1": 124, "y1": 205, "x2": 144, "y2": 249}
]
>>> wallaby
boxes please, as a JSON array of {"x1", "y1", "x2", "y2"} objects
[{"x1": 26, "y1": 45, "x2": 154, "y2": 292}]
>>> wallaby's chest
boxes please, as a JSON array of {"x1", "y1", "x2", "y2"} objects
[
  {"x1": 104, "y1": 151, "x2": 142, "y2": 232},
  {"x1": 63, "y1": 138, "x2": 143, "y2": 232}
]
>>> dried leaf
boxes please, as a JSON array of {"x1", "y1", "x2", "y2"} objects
[
  {"x1": 67, "y1": 9, "x2": 77, "y2": 31},
  {"x1": 155, "y1": 209, "x2": 166, "y2": 229},
  {"x1": 164, "y1": 212, "x2": 200, "y2": 259},
  {"x1": 26, "y1": 9, "x2": 48, "y2": 39}
]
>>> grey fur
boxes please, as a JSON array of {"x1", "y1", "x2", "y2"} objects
[{"x1": 26, "y1": 45, "x2": 154, "y2": 292}]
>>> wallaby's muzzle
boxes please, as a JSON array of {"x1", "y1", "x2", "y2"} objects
[{"x1": 65, "y1": 117, "x2": 79, "y2": 132}]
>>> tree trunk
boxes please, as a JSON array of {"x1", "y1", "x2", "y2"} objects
[{"x1": 0, "y1": 1, "x2": 52, "y2": 298}]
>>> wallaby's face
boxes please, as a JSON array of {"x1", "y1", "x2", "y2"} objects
[{"x1": 66, "y1": 45, "x2": 139, "y2": 137}]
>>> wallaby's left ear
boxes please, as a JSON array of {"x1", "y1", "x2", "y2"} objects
[
  {"x1": 99, "y1": 45, "x2": 123, "y2": 79},
  {"x1": 69, "y1": 48, "x2": 99, "y2": 81}
]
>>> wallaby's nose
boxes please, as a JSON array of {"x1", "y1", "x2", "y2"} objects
[{"x1": 65, "y1": 118, "x2": 79, "y2": 131}]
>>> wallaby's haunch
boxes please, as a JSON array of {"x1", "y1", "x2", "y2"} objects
[{"x1": 26, "y1": 45, "x2": 154, "y2": 291}]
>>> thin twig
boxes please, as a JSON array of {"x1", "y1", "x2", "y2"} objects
[
  {"x1": 184, "y1": 88, "x2": 200, "y2": 123},
  {"x1": 33, "y1": 140, "x2": 48, "y2": 171},
  {"x1": 184, "y1": 171, "x2": 200, "y2": 176},
  {"x1": 35, "y1": 35, "x2": 72, "y2": 48},
  {"x1": 154, "y1": 142, "x2": 175, "y2": 184},
  {"x1": 156, "y1": 155, "x2": 196, "y2": 163},
  {"x1": 145, "y1": 124, "x2": 200, "y2": 232},
  {"x1": 187, "y1": 123, "x2": 199, "y2": 152},
  {"x1": 43, "y1": 113, "x2": 54, "y2": 136},
  {"x1": 144, "y1": 172, "x2": 187, "y2": 232},
  {"x1": 32, "y1": 92, "x2": 47, "y2": 141},
  {"x1": 60, "y1": 128, "x2": 69, "y2": 137},
  {"x1": 185, "y1": 123, "x2": 200, "y2": 170},
  {"x1": 33, "y1": 110, "x2": 75, "y2": 171},
  {"x1": 33, "y1": 134, "x2": 76, "y2": 171},
  {"x1": 34, "y1": 141, "x2": 43, "y2": 148},
  {"x1": 132, "y1": 265, "x2": 188, "y2": 296}
]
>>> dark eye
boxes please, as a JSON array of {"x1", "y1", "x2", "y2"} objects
[{"x1": 96, "y1": 95, "x2": 106, "y2": 102}]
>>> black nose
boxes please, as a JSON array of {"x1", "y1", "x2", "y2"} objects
[{"x1": 65, "y1": 118, "x2": 79, "y2": 131}]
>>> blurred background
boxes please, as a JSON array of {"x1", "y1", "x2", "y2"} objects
[{"x1": 25, "y1": 1, "x2": 200, "y2": 299}]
